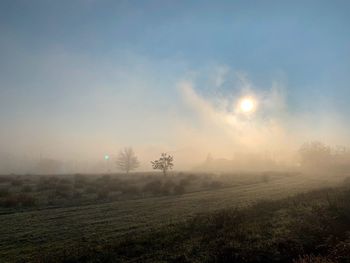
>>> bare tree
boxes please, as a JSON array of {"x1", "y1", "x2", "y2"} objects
[
  {"x1": 116, "y1": 147, "x2": 140, "y2": 174},
  {"x1": 151, "y1": 153, "x2": 174, "y2": 176}
]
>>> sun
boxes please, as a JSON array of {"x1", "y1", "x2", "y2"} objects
[{"x1": 239, "y1": 97, "x2": 257, "y2": 113}]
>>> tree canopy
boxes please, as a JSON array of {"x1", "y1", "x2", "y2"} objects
[{"x1": 151, "y1": 153, "x2": 174, "y2": 176}]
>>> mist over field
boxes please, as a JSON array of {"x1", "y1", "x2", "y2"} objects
[
  {"x1": 1, "y1": 1, "x2": 350, "y2": 262},
  {"x1": 1, "y1": 2, "x2": 349, "y2": 174},
  {"x1": 1, "y1": 57, "x2": 349, "y2": 174}
]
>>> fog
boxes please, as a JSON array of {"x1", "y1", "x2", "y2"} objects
[
  {"x1": 1, "y1": 1, "x2": 349, "y2": 175},
  {"x1": 2, "y1": 2, "x2": 350, "y2": 261},
  {"x1": 1, "y1": 54, "x2": 349, "y2": 174}
]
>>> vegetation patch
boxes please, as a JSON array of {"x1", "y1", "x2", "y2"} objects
[{"x1": 35, "y1": 186, "x2": 350, "y2": 263}]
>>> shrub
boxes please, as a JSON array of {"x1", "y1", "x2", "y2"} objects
[
  {"x1": 201, "y1": 180, "x2": 210, "y2": 188},
  {"x1": 84, "y1": 186, "x2": 97, "y2": 194},
  {"x1": 11, "y1": 179, "x2": 23, "y2": 187},
  {"x1": 173, "y1": 184, "x2": 185, "y2": 195},
  {"x1": 96, "y1": 189, "x2": 109, "y2": 200},
  {"x1": 209, "y1": 180, "x2": 223, "y2": 189},
  {"x1": 186, "y1": 174, "x2": 198, "y2": 181},
  {"x1": 94, "y1": 175, "x2": 111, "y2": 187},
  {"x1": 162, "y1": 180, "x2": 176, "y2": 195},
  {"x1": 74, "y1": 174, "x2": 87, "y2": 189},
  {"x1": 0, "y1": 194, "x2": 36, "y2": 207},
  {"x1": 121, "y1": 185, "x2": 139, "y2": 196},
  {"x1": 107, "y1": 179, "x2": 123, "y2": 192},
  {"x1": 74, "y1": 181, "x2": 85, "y2": 189},
  {"x1": 142, "y1": 180, "x2": 162, "y2": 195},
  {"x1": 37, "y1": 177, "x2": 57, "y2": 191},
  {"x1": 72, "y1": 191, "x2": 82, "y2": 199},
  {"x1": 1, "y1": 195, "x2": 18, "y2": 207},
  {"x1": 179, "y1": 178, "x2": 191, "y2": 188},
  {"x1": 21, "y1": 185, "x2": 33, "y2": 193},
  {"x1": 17, "y1": 194, "x2": 36, "y2": 207},
  {"x1": 0, "y1": 189, "x2": 9, "y2": 197},
  {"x1": 101, "y1": 175, "x2": 111, "y2": 181},
  {"x1": 0, "y1": 176, "x2": 12, "y2": 183},
  {"x1": 55, "y1": 183, "x2": 73, "y2": 198}
]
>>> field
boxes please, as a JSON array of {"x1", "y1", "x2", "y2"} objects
[{"x1": 0, "y1": 171, "x2": 347, "y2": 262}]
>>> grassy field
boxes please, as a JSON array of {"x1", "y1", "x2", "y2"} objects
[
  {"x1": 54, "y1": 185, "x2": 349, "y2": 263},
  {"x1": 0, "y1": 172, "x2": 346, "y2": 262}
]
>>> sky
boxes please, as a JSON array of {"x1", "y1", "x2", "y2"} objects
[{"x1": 0, "y1": 0, "x2": 350, "y2": 172}]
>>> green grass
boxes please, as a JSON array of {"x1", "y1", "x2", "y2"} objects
[{"x1": 0, "y1": 173, "x2": 345, "y2": 262}]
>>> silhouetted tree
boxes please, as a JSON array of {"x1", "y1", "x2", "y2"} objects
[
  {"x1": 116, "y1": 147, "x2": 140, "y2": 174},
  {"x1": 151, "y1": 153, "x2": 174, "y2": 176}
]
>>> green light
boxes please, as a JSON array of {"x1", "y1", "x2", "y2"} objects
[{"x1": 104, "y1": 155, "x2": 110, "y2": 160}]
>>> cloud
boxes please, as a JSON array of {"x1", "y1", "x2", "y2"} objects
[{"x1": 176, "y1": 71, "x2": 296, "y2": 164}]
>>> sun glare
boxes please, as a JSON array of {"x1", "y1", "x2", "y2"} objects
[{"x1": 239, "y1": 97, "x2": 256, "y2": 113}]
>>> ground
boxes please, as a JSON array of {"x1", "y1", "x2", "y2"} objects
[{"x1": 0, "y1": 172, "x2": 347, "y2": 262}]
